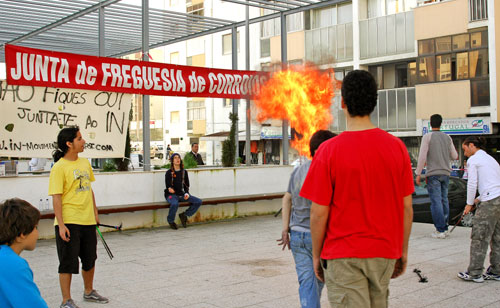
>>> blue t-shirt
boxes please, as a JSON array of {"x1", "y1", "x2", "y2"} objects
[
  {"x1": 0, "y1": 245, "x2": 48, "y2": 308},
  {"x1": 287, "y1": 160, "x2": 313, "y2": 231}
]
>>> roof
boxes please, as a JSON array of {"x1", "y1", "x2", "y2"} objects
[{"x1": 0, "y1": 0, "x2": 341, "y2": 62}]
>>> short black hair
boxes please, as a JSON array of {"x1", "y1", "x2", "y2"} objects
[
  {"x1": 430, "y1": 114, "x2": 442, "y2": 128},
  {"x1": 341, "y1": 70, "x2": 378, "y2": 117},
  {"x1": 191, "y1": 143, "x2": 198, "y2": 147},
  {"x1": 463, "y1": 136, "x2": 486, "y2": 150},
  {"x1": 310, "y1": 130, "x2": 336, "y2": 157},
  {"x1": 0, "y1": 198, "x2": 40, "y2": 246}
]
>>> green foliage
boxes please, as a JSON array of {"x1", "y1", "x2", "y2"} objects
[
  {"x1": 183, "y1": 153, "x2": 198, "y2": 169},
  {"x1": 102, "y1": 161, "x2": 117, "y2": 172},
  {"x1": 222, "y1": 112, "x2": 238, "y2": 167},
  {"x1": 161, "y1": 163, "x2": 171, "y2": 169},
  {"x1": 153, "y1": 165, "x2": 161, "y2": 170}
]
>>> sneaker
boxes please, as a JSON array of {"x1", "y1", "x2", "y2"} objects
[
  {"x1": 484, "y1": 267, "x2": 500, "y2": 281},
  {"x1": 83, "y1": 290, "x2": 109, "y2": 303},
  {"x1": 444, "y1": 230, "x2": 450, "y2": 237},
  {"x1": 169, "y1": 222, "x2": 178, "y2": 230},
  {"x1": 457, "y1": 271, "x2": 484, "y2": 283},
  {"x1": 179, "y1": 212, "x2": 188, "y2": 228},
  {"x1": 431, "y1": 231, "x2": 446, "y2": 239},
  {"x1": 60, "y1": 299, "x2": 80, "y2": 308}
]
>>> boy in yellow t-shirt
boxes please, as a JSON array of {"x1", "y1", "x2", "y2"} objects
[{"x1": 48, "y1": 127, "x2": 108, "y2": 308}]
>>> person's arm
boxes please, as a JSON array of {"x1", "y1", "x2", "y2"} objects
[
  {"x1": 92, "y1": 190, "x2": 99, "y2": 225},
  {"x1": 52, "y1": 194, "x2": 70, "y2": 242},
  {"x1": 392, "y1": 194, "x2": 413, "y2": 278},
  {"x1": 183, "y1": 170, "x2": 190, "y2": 199},
  {"x1": 310, "y1": 202, "x2": 329, "y2": 282},
  {"x1": 464, "y1": 161, "x2": 478, "y2": 214},
  {"x1": 165, "y1": 172, "x2": 175, "y2": 194},
  {"x1": 277, "y1": 192, "x2": 292, "y2": 250},
  {"x1": 415, "y1": 134, "x2": 431, "y2": 185},
  {"x1": 1, "y1": 263, "x2": 49, "y2": 308},
  {"x1": 449, "y1": 136, "x2": 459, "y2": 160}
]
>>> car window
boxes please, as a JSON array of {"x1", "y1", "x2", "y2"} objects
[{"x1": 448, "y1": 178, "x2": 461, "y2": 193}]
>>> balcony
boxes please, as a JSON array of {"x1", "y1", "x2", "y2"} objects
[
  {"x1": 469, "y1": 0, "x2": 488, "y2": 21},
  {"x1": 330, "y1": 87, "x2": 416, "y2": 133},
  {"x1": 360, "y1": 11, "x2": 415, "y2": 60},
  {"x1": 305, "y1": 23, "x2": 353, "y2": 65}
]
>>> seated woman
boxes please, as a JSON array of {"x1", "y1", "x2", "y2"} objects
[{"x1": 164, "y1": 153, "x2": 202, "y2": 230}]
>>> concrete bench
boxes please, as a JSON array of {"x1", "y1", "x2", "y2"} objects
[{"x1": 40, "y1": 193, "x2": 284, "y2": 219}]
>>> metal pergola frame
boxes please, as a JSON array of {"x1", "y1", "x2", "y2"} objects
[{"x1": 0, "y1": 0, "x2": 344, "y2": 168}]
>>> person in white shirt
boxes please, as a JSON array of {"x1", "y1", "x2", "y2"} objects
[{"x1": 458, "y1": 136, "x2": 500, "y2": 283}]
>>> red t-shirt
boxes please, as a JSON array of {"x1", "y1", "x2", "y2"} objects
[{"x1": 300, "y1": 128, "x2": 414, "y2": 260}]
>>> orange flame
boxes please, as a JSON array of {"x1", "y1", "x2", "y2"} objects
[{"x1": 254, "y1": 65, "x2": 338, "y2": 158}]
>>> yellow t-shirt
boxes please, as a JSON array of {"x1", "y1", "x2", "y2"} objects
[{"x1": 48, "y1": 157, "x2": 96, "y2": 226}]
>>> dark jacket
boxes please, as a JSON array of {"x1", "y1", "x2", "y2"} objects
[
  {"x1": 164, "y1": 169, "x2": 190, "y2": 198},
  {"x1": 186, "y1": 152, "x2": 204, "y2": 165}
]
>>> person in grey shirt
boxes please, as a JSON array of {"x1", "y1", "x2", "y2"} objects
[
  {"x1": 415, "y1": 114, "x2": 458, "y2": 239},
  {"x1": 277, "y1": 130, "x2": 336, "y2": 308}
]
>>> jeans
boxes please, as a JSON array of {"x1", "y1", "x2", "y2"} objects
[
  {"x1": 427, "y1": 175, "x2": 450, "y2": 232},
  {"x1": 290, "y1": 230, "x2": 324, "y2": 308},
  {"x1": 166, "y1": 194, "x2": 202, "y2": 223}
]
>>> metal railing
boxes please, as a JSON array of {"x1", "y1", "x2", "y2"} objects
[
  {"x1": 359, "y1": 11, "x2": 415, "y2": 59},
  {"x1": 305, "y1": 23, "x2": 353, "y2": 65},
  {"x1": 469, "y1": 0, "x2": 488, "y2": 21}
]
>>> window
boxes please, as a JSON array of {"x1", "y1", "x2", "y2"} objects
[
  {"x1": 435, "y1": 37, "x2": 451, "y2": 53},
  {"x1": 337, "y1": 3, "x2": 353, "y2": 24},
  {"x1": 418, "y1": 56, "x2": 435, "y2": 83},
  {"x1": 187, "y1": 100, "x2": 205, "y2": 130},
  {"x1": 187, "y1": 2, "x2": 203, "y2": 16},
  {"x1": 171, "y1": 138, "x2": 180, "y2": 145},
  {"x1": 408, "y1": 62, "x2": 417, "y2": 86},
  {"x1": 416, "y1": 31, "x2": 489, "y2": 86},
  {"x1": 223, "y1": 98, "x2": 240, "y2": 108},
  {"x1": 260, "y1": 38, "x2": 270, "y2": 57},
  {"x1": 222, "y1": 32, "x2": 240, "y2": 55},
  {"x1": 186, "y1": 56, "x2": 192, "y2": 66},
  {"x1": 452, "y1": 34, "x2": 470, "y2": 51},
  {"x1": 170, "y1": 52, "x2": 179, "y2": 64},
  {"x1": 287, "y1": 12, "x2": 303, "y2": 32},
  {"x1": 436, "y1": 55, "x2": 452, "y2": 81},
  {"x1": 469, "y1": 49, "x2": 489, "y2": 78},
  {"x1": 418, "y1": 39, "x2": 434, "y2": 55},
  {"x1": 471, "y1": 80, "x2": 490, "y2": 106},
  {"x1": 170, "y1": 111, "x2": 180, "y2": 124}
]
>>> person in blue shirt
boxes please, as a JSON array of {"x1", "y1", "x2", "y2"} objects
[{"x1": 0, "y1": 198, "x2": 48, "y2": 308}]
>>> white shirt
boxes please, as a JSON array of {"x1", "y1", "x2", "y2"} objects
[{"x1": 466, "y1": 149, "x2": 500, "y2": 204}]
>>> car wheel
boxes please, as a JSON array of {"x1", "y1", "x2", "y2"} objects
[{"x1": 461, "y1": 212, "x2": 474, "y2": 227}]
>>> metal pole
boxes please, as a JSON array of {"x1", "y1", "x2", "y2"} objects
[
  {"x1": 98, "y1": 5, "x2": 105, "y2": 57},
  {"x1": 232, "y1": 27, "x2": 239, "y2": 165},
  {"x1": 245, "y1": 4, "x2": 251, "y2": 166},
  {"x1": 142, "y1": 0, "x2": 151, "y2": 171},
  {"x1": 280, "y1": 12, "x2": 289, "y2": 165}
]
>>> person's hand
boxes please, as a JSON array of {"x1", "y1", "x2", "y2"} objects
[
  {"x1": 59, "y1": 224, "x2": 71, "y2": 242},
  {"x1": 416, "y1": 175, "x2": 421, "y2": 186},
  {"x1": 464, "y1": 204, "x2": 474, "y2": 215},
  {"x1": 392, "y1": 255, "x2": 407, "y2": 278},
  {"x1": 474, "y1": 198, "x2": 480, "y2": 205},
  {"x1": 276, "y1": 230, "x2": 290, "y2": 250},
  {"x1": 168, "y1": 187, "x2": 175, "y2": 194},
  {"x1": 313, "y1": 256, "x2": 325, "y2": 282},
  {"x1": 184, "y1": 193, "x2": 189, "y2": 200}
]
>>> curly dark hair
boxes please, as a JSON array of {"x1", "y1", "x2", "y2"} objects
[
  {"x1": 0, "y1": 198, "x2": 40, "y2": 245},
  {"x1": 341, "y1": 70, "x2": 378, "y2": 117}
]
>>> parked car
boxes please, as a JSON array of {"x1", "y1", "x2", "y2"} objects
[{"x1": 413, "y1": 176, "x2": 471, "y2": 226}]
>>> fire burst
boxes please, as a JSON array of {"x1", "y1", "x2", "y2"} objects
[{"x1": 254, "y1": 65, "x2": 338, "y2": 157}]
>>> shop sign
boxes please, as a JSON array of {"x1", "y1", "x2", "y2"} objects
[
  {"x1": 422, "y1": 117, "x2": 491, "y2": 135},
  {"x1": 260, "y1": 126, "x2": 291, "y2": 139}
]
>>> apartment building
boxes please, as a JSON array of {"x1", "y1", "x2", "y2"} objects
[{"x1": 129, "y1": 0, "x2": 499, "y2": 165}]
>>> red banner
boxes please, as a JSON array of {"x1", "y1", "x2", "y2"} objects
[{"x1": 5, "y1": 45, "x2": 268, "y2": 99}]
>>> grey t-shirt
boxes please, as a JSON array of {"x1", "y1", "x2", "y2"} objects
[
  {"x1": 415, "y1": 131, "x2": 458, "y2": 177},
  {"x1": 287, "y1": 160, "x2": 313, "y2": 231}
]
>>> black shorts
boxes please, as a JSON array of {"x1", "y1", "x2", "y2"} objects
[{"x1": 55, "y1": 224, "x2": 97, "y2": 274}]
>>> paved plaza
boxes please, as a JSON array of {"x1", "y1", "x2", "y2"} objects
[{"x1": 26, "y1": 215, "x2": 500, "y2": 308}]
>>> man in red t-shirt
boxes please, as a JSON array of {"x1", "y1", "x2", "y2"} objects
[{"x1": 300, "y1": 70, "x2": 414, "y2": 308}]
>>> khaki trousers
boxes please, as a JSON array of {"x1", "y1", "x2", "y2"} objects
[{"x1": 324, "y1": 258, "x2": 396, "y2": 308}]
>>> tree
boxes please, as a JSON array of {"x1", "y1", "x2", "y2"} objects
[{"x1": 222, "y1": 112, "x2": 238, "y2": 167}]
